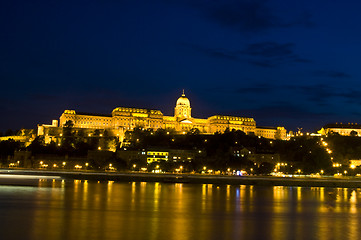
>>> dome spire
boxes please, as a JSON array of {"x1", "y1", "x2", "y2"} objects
[{"x1": 175, "y1": 89, "x2": 191, "y2": 118}]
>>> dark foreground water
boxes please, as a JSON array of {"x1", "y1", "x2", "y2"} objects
[{"x1": 0, "y1": 179, "x2": 361, "y2": 240}]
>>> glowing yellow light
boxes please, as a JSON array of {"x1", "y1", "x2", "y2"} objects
[
  {"x1": 75, "y1": 165, "x2": 82, "y2": 169},
  {"x1": 351, "y1": 164, "x2": 356, "y2": 169},
  {"x1": 133, "y1": 164, "x2": 136, "y2": 168},
  {"x1": 62, "y1": 162, "x2": 66, "y2": 166},
  {"x1": 85, "y1": 163, "x2": 89, "y2": 167}
]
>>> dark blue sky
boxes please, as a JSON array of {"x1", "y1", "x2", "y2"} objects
[{"x1": 1, "y1": 0, "x2": 361, "y2": 133}]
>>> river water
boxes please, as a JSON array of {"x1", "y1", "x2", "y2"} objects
[{"x1": 0, "y1": 179, "x2": 360, "y2": 240}]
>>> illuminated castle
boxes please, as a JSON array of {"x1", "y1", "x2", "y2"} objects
[{"x1": 38, "y1": 91, "x2": 287, "y2": 143}]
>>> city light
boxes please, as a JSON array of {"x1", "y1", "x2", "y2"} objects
[{"x1": 75, "y1": 165, "x2": 82, "y2": 169}]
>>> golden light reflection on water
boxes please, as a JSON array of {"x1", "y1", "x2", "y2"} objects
[{"x1": 0, "y1": 180, "x2": 358, "y2": 240}]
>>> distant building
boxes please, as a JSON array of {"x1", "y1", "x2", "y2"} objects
[
  {"x1": 318, "y1": 123, "x2": 361, "y2": 136},
  {"x1": 37, "y1": 91, "x2": 287, "y2": 144},
  {"x1": 0, "y1": 129, "x2": 35, "y2": 147},
  {"x1": 116, "y1": 148, "x2": 205, "y2": 164}
]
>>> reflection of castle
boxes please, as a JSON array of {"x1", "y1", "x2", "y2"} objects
[{"x1": 38, "y1": 91, "x2": 287, "y2": 143}]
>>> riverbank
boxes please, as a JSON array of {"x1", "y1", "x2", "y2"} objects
[{"x1": 1, "y1": 169, "x2": 361, "y2": 188}]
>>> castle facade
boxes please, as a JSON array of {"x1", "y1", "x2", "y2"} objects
[{"x1": 38, "y1": 91, "x2": 287, "y2": 144}]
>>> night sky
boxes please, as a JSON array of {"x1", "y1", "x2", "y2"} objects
[{"x1": 2, "y1": 0, "x2": 361, "y2": 133}]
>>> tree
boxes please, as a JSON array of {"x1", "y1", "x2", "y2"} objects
[
  {"x1": 27, "y1": 136, "x2": 45, "y2": 154},
  {"x1": 187, "y1": 128, "x2": 200, "y2": 135},
  {"x1": 5, "y1": 129, "x2": 14, "y2": 136},
  {"x1": 350, "y1": 130, "x2": 358, "y2": 137},
  {"x1": 256, "y1": 162, "x2": 273, "y2": 175},
  {"x1": 61, "y1": 120, "x2": 75, "y2": 153},
  {"x1": 0, "y1": 139, "x2": 21, "y2": 166}
]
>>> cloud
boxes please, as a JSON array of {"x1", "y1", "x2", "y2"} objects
[
  {"x1": 183, "y1": 0, "x2": 314, "y2": 34},
  {"x1": 205, "y1": 0, "x2": 278, "y2": 33},
  {"x1": 313, "y1": 70, "x2": 352, "y2": 79},
  {"x1": 225, "y1": 102, "x2": 334, "y2": 131},
  {"x1": 251, "y1": 103, "x2": 333, "y2": 119},
  {"x1": 182, "y1": 41, "x2": 310, "y2": 67},
  {"x1": 285, "y1": 84, "x2": 361, "y2": 104},
  {"x1": 236, "y1": 83, "x2": 273, "y2": 94},
  {"x1": 240, "y1": 42, "x2": 294, "y2": 57},
  {"x1": 235, "y1": 82, "x2": 361, "y2": 106},
  {"x1": 181, "y1": 43, "x2": 240, "y2": 62},
  {"x1": 239, "y1": 42, "x2": 310, "y2": 67}
]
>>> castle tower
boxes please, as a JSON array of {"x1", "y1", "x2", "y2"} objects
[{"x1": 174, "y1": 90, "x2": 191, "y2": 119}]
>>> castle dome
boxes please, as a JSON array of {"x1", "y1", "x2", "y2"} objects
[{"x1": 176, "y1": 90, "x2": 190, "y2": 106}]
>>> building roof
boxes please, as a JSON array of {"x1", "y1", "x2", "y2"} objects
[
  {"x1": 176, "y1": 90, "x2": 190, "y2": 106},
  {"x1": 112, "y1": 107, "x2": 162, "y2": 114},
  {"x1": 77, "y1": 112, "x2": 112, "y2": 117},
  {"x1": 257, "y1": 126, "x2": 277, "y2": 130},
  {"x1": 323, "y1": 123, "x2": 361, "y2": 129}
]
